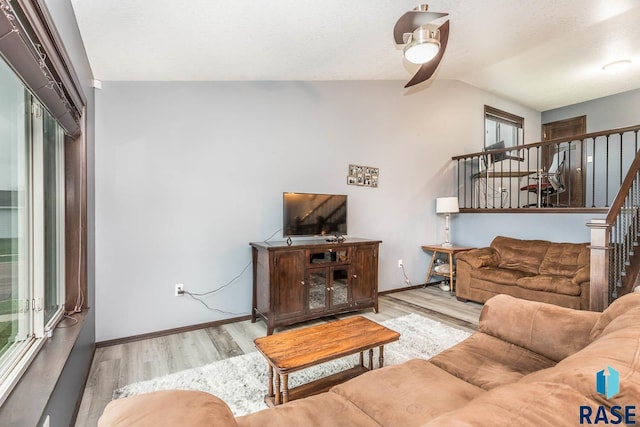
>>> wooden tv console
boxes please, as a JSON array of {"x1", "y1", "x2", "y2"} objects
[{"x1": 250, "y1": 238, "x2": 381, "y2": 335}]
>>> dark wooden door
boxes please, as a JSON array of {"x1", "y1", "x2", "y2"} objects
[
  {"x1": 273, "y1": 250, "x2": 306, "y2": 321},
  {"x1": 351, "y1": 245, "x2": 378, "y2": 307},
  {"x1": 542, "y1": 115, "x2": 587, "y2": 207}
]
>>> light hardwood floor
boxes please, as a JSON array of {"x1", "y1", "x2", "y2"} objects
[{"x1": 75, "y1": 287, "x2": 482, "y2": 426}]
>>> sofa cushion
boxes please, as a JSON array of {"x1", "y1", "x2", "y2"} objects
[
  {"x1": 456, "y1": 247, "x2": 499, "y2": 269},
  {"x1": 330, "y1": 359, "x2": 484, "y2": 427},
  {"x1": 491, "y1": 236, "x2": 551, "y2": 275},
  {"x1": 478, "y1": 294, "x2": 598, "y2": 362},
  {"x1": 429, "y1": 333, "x2": 555, "y2": 390},
  {"x1": 590, "y1": 292, "x2": 640, "y2": 341},
  {"x1": 471, "y1": 266, "x2": 534, "y2": 285},
  {"x1": 98, "y1": 390, "x2": 238, "y2": 427},
  {"x1": 539, "y1": 242, "x2": 589, "y2": 277},
  {"x1": 520, "y1": 307, "x2": 640, "y2": 408},
  {"x1": 236, "y1": 392, "x2": 381, "y2": 427},
  {"x1": 422, "y1": 382, "x2": 599, "y2": 427},
  {"x1": 515, "y1": 275, "x2": 581, "y2": 296}
]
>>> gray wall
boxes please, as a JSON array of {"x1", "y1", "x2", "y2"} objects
[
  {"x1": 95, "y1": 79, "x2": 541, "y2": 341},
  {"x1": 542, "y1": 88, "x2": 640, "y2": 131},
  {"x1": 454, "y1": 212, "x2": 599, "y2": 248}
]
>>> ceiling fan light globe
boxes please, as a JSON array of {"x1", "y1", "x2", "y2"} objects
[{"x1": 404, "y1": 41, "x2": 440, "y2": 64}]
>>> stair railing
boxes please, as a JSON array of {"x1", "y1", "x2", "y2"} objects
[{"x1": 588, "y1": 150, "x2": 640, "y2": 311}]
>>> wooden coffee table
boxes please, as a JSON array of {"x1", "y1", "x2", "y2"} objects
[{"x1": 254, "y1": 316, "x2": 400, "y2": 406}]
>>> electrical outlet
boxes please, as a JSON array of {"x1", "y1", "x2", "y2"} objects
[
  {"x1": 398, "y1": 259, "x2": 403, "y2": 269},
  {"x1": 174, "y1": 284, "x2": 184, "y2": 297}
]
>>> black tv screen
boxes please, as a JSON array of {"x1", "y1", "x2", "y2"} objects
[{"x1": 283, "y1": 193, "x2": 347, "y2": 237}]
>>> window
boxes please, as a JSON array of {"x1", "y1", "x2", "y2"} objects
[
  {"x1": 0, "y1": 56, "x2": 65, "y2": 404},
  {"x1": 484, "y1": 105, "x2": 524, "y2": 149}
]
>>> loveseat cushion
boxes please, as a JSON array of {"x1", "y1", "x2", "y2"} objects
[
  {"x1": 538, "y1": 242, "x2": 589, "y2": 277},
  {"x1": 471, "y1": 266, "x2": 534, "y2": 285},
  {"x1": 515, "y1": 275, "x2": 581, "y2": 296},
  {"x1": 236, "y1": 392, "x2": 381, "y2": 427},
  {"x1": 429, "y1": 333, "x2": 555, "y2": 390},
  {"x1": 98, "y1": 390, "x2": 238, "y2": 427},
  {"x1": 422, "y1": 382, "x2": 599, "y2": 427},
  {"x1": 330, "y1": 359, "x2": 484, "y2": 427},
  {"x1": 478, "y1": 294, "x2": 598, "y2": 362},
  {"x1": 491, "y1": 236, "x2": 550, "y2": 274}
]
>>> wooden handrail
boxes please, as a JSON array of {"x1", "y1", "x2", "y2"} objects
[
  {"x1": 606, "y1": 150, "x2": 640, "y2": 224},
  {"x1": 588, "y1": 148, "x2": 640, "y2": 311},
  {"x1": 452, "y1": 124, "x2": 640, "y2": 161}
]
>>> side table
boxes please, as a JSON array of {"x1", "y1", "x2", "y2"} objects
[{"x1": 421, "y1": 245, "x2": 475, "y2": 294}]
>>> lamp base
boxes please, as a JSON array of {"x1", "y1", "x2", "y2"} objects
[{"x1": 441, "y1": 242, "x2": 453, "y2": 248}]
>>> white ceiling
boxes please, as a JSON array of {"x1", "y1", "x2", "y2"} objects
[{"x1": 69, "y1": 0, "x2": 640, "y2": 111}]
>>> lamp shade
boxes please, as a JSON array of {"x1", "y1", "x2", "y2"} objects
[{"x1": 436, "y1": 197, "x2": 459, "y2": 214}]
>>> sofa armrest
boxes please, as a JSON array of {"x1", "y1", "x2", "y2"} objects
[
  {"x1": 456, "y1": 247, "x2": 499, "y2": 269},
  {"x1": 478, "y1": 294, "x2": 600, "y2": 362},
  {"x1": 98, "y1": 390, "x2": 238, "y2": 427},
  {"x1": 571, "y1": 264, "x2": 590, "y2": 285}
]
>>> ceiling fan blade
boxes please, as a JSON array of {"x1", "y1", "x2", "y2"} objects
[
  {"x1": 404, "y1": 20, "x2": 450, "y2": 88},
  {"x1": 393, "y1": 10, "x2": 448, "y2": 44}
]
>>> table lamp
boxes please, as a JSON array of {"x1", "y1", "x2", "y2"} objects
[{"x1": 436, "y1": 197, "x2": 459, "y2": 247}]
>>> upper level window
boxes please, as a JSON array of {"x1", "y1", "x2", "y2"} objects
[{"x1": 484, "y1": 105, "x2": 524, "y2": 151}]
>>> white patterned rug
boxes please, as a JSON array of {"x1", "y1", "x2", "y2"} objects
[{"x1": 113, "y1": 314, "x2": 472, "y2": 416}]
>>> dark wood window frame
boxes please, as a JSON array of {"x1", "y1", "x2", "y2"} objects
[{"x1": 484, "y1": 105, "x2": 525, "y2": 148}]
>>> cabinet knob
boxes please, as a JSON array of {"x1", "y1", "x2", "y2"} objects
[
  {"x1": 300, "y1": 281, "x2": 305, "y2": 286},
  {"x1": 352, "y1": 274, "x2": 358, "y2": 279}
]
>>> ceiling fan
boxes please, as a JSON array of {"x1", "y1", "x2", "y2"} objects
[{"x1": 393, "y1": 4, "x2": 449, "y2": 88}]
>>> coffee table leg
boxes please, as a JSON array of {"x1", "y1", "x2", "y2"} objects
[
  {"x1": 379, "y1": 345, "x2": 385, "y2": 368},
  {"x1": 267, "y1": 365, "x2": 274, "y2": 399},
  {"x1": 359, "y1": 352, "x2": 364, "y2": 367},
  {"x1": 282, "y1": 373, "x2": 289, "y2": 404},
  {"x1": 368, "y1": 349, "x2": 374, "y2": 370},
  {"x1": 274, "y1": 373, "x2": 281, "y2": 405}
]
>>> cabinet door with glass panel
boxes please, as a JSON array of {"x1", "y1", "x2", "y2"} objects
[
  {"x1": 306, "y1": 266, "x2": 351, "y2": 313},
  {"x1": 306, "y1": 247, "x2": 352, "y2": 312}
]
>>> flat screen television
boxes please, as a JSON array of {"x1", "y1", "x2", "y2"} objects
[{"x1": 283, "y1": 192, "x2": 347, "y2": 237}]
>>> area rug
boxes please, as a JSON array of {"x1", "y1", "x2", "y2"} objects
[{"x1": 112, "y1": 314, "x2": 472, "y2": 416}]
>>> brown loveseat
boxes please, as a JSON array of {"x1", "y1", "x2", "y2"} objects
[
  {"x1": 456, "y1": 235, "x2": 590, "y2": 309},
  {"x1": 98, "y1": 292, "x2": 640, "y2": 426}
]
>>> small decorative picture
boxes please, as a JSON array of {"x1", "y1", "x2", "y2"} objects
[{"x1": 347, "y1": 163, "x2": 379, "y2": 188}]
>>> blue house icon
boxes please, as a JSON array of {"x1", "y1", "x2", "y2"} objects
[{"x1": 596, "y1": 366, "x2": 620, "y2": 399}]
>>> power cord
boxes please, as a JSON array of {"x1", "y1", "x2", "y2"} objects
[
  {"x1": 182, "y1": 290, "x2": 247, "y2": 315},
  {"x1": 181, "y1": 227, "x2": 282, "y2": 313},
  {"x1": 401, "y1": 264, "x2": 413, "y2": 286},
  {"x1": 263, "y1": 227, "x2": 283, "y2": 243},
  {"x1": 186, "y1": 261, "x2": 251, "y2": 297}
]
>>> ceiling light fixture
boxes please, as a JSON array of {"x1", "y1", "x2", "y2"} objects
[
  {"x1": 602, "y1": 59, "x2": 631, "y2": 74},
  {"x1": 403, "y1": 25, "x2": 441, "y2": 64}
]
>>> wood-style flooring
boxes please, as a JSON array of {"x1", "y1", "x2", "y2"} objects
[{"x1": 74, "y1": 287, "x2": 482, "y2": 426}]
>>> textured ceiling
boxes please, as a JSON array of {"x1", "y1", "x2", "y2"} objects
[{"x1": 70, "y1": 0, "x2": 640, "y2": 111}]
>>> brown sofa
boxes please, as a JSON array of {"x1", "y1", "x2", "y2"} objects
[
  {"x1": 456, "y1": 235, "x2": 590, "y2": 309},
  {"x1": 98, "y1": 292, "x2": 640, "y2": 426}
]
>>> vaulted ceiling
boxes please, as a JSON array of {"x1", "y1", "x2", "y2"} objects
[{"x1": 70, "y1": 0, "x2": 640, "y2": 111}]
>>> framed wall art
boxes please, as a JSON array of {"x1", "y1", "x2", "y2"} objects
[{"x1": 347, "y1": 164, "x2": 379, "y2": 188}]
